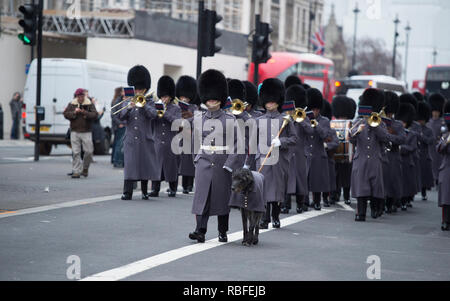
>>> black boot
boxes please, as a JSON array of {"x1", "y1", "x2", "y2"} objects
[{"x1": 189, "y1": 231, "x2": 205, "y2": 243}]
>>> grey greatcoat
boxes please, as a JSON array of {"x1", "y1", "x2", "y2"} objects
[
  {"x1": 191, "y1": 109, "x2": 244, "y2": 216},
  {"x1": 229, "y1": 171, "x2": 266, "y2": 213},
  {"x1": 382, "y1": 119, "x2": 407, "y2": 199},
  {"x1": 417, "y1": 124, "x2": 435, "y2": 189},
  {"x1": 305, "y1": 115, "x2": 331, "y2": 193},
  {"x1": 350, "y1": 118, "x2": 389, "y2": 199},
  {"x1": 427, "y1": 118, "x2": 445, "y2": 182},
  {"x1": 437, "y1": 133, "x2": 450, "y2": 207},
  {"x1": 251, "y1": 111, "x2": 297, "y2": 203},
  {"x1": 400, "y1": 129, "x2": 418, "y2": 197},
  {"x1": 326, "y1": 127, "x2": 340, "y2": 193},
  {"x1": 152, "y1": 102, "x2": 182, "y2": 182},
  {"x1": 179, "y1": 103, "x2": 198, "y2": 177},
  {"x1": 119, "y1": 101, "x2": 159, "y2": 181},
  {"x1": 287, "y1": 117, "x2": 313, "y2": 196}
]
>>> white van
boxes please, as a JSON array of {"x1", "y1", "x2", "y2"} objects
[{"x1": 23, "y1": 58, "x2": 128, "y2": 155}]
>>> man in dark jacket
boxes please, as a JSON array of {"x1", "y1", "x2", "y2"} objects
[{"x1": 63, "y1": 88, "x2": 98, "y2": 178}]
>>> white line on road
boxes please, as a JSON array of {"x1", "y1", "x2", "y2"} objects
[
  {"x1": 338, "y1": 203, "x2": 355, "y2": 212},
  {"x1": 81, "y1": 208, "x2": 335, "y2": 281}
]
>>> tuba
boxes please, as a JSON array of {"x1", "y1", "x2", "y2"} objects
[
  {"x1": 230, "y1": 99, "x2": 247, "y2": 115},
  {"x1": 112, "y1": 90, "x2": 154, "y2": 115}
]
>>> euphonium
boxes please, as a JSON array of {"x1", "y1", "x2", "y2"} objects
[
  {"x1": 230, "y1": 99, "x2": 247, "y2": 115},
  {"x1": 293, "y1": 108, "x2": 306, "y2": 123}
]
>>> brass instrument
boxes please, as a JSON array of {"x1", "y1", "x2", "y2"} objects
[
  {"x1": 367, "y1": 107, "x2": 386, "y2": 128},
  {"x1": 230, "y1": 99, "x2": 247, "y2": 115},
  {"x1": 112, "y1": 90, "x2": 154, "y2": 115},
  {"x1": 311, "y1": 119, "x2": 318, "y2": 128},
  {"x1": 293, "y1": 107, "x2": 307, "y2": 123},
  {"x1": 155, "y1": 100, "x2": 166, "y2": 118},
  {"x1": 349, "y1": 118, "x2": 365, "y2": 136}
]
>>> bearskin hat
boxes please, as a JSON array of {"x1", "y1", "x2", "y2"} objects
[
  {"x1": 243, "y1": 81, "x2": 258, "y2": 106},
  {"x1": 399, "y1": 93, "x2": 418, "y2": 110},
  {"x1": 321, "y1": 100, "x2": 332, "y2": 120},
  {"x1": 347, "y1": 97, "x2": 357, "y2": 120},
  {"x1": 259, "y1": 78, "x2": 285, "y2": 109},
  {"x1": 197, "y1": 69, "x2": 229, "y2": 107},
  {"x1": 127, "y1": 65, "x2": 151, "y2": 91},
  {"x1": 332, "y1": 96, "x2": 350, "y2": 119},
  {"x1": 302, "y1": 83, "x2": 311, "y2": 90},
  {"x1": 396, "y1": 103, "x2": 416, "y2": 128},
  {"x1": 285, "y1": 84, "x2": 307, "y2": 109},
  {"x1": 284, "y1": 75, "x2": 303, "y2": 89},
  {"x1": 176, "y1": 75, "x2": 197, "y2": 103},
  {"x1": 359, "y1": 88, "x2": 385, "y2": 112},
  {"x1": 384, "y1": 91, "x2": 400, "y2": 115},
  {"x1": 417, "y1": 101, "x2": 431, "y2": 122},
  {"x1": 228, "y1": 79, "x2": 246, "y2": 101},
  {"x1": 428, "y1": 93, "x2": 446, "y2": 113},
  {"x1": 306, "y1": 88, "x2": 324, "y2": 110},
  {"x1": 412, "y1": 91, "x2": 424, "y2": 102},
  {"x1": 157, "y1": 75, "x2": 176, "y2": 99}
]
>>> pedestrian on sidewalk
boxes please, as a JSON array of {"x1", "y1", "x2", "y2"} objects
[{"x1": 9, "y1": 92, "x2": 22, "y2": 140}]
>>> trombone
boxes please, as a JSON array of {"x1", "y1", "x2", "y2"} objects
[
  {"x1": 155, "y1": 99, "x2": 166, "y2": 118},
  {"x1": 230, "y1": 99, "x2": 248, "y2": 115},
  {"x1": 367, "y1": 107, "x2": 385, "y2": 128},
  {"x1": 292, "y1": 107, "x2": 307, "y2": 123},
  {"x1": 112, "y1": 90, "x2": 154, "y2": 115}
]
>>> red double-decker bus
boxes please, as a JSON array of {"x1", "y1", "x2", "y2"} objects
[{"x1": 248, "y1": 52, "x2": 336, "y2": 102}]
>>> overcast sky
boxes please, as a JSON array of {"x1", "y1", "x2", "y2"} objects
[{"x1": 322, "y1": 0, "x2": 450, "y2": 86}]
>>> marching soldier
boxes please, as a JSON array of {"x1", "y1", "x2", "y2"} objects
[
  {"x1": 252, "y1": 78, "x2": 297, "y2": 229},
  {"x1": 282, "y1": 84, "x2": 313, "y2": 214},
  {"x1": 284, "y1": 75, "x2": 303, "y2": 89},
  {"x1": 118, "y1": 65, "x2": 158, "y2": 200},
  {"x1": 331, "y1": 96, "x2": 356, "y2": 205},
  {"x1": 305, "y1": 88, "x2": 332, "y2": 211},
  {"x1": 243, "y1": 81, "x2": 264, "y2": 118},
  {"x1": 427, "y1": 93, "x2": 446, "y2": 187},
  {"x1": 350, "y1": 88, "x2": 389, "y2": 221},
  {"x1": 228, "y1": 79, "x2": 251, "y2": 122},
  {"x1": 150, "y1": 76, "x2": 182, "y2": 197},
  {"x1": 397, "y1": 103, "x2": 418, "y2": 211},
  {"x1": 176, "y1": 75, "x2": 199, "y2": 194},
  {"x1": 438, "y1": 101, "x2": 450, "y2": 231},
  {"x1": 382, "y1": 91, "x2": 406, "y2": 213},
  {"x1": 416, "y1": 101, "x2": 435, "y2": 201},
  {"x1": 188, "y1": 69, "x2": 243, "y2": 243}
]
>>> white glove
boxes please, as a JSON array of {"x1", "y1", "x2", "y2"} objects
[
  {"x1": 271, "y1": 137, "x2": 281, "y2": 147},
  {"x1": 223, "y1": 166, "x2": 232, "y2": 173},
  {"x1": 243, "y1": 164, "x2": 250, "y2": 169}
]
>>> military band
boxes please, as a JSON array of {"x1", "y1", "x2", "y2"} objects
[{"x1": 118, "y1": 64, "x2": 450, "y2": 238}]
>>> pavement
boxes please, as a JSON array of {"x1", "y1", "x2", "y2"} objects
[{"x1": 0, "y1": 143, "x2": 449, "y2": 281}]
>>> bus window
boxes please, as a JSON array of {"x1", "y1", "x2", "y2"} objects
[
  {"x1": 277, "y1": 63, "x2": 299, "y2": 82},
  {"x1": 299, "y1": 62, "x2": 325, "y2": 78},
  {"x1": 377, "y1": 83, "x2": 405, "y2": 93},
  {"x1": 427, "y1": 68, "x2": 450, "y2": 81}
]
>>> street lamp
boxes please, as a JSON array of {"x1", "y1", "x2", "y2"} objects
[
  {"x1": 351, "y1": 2, "x2": 360, "y2": 71},
  {"x1": 403, "y1": 22, "x2": 411, "y2": 85},
  {"x1": 432, "y1": 48, "x2": 438, "y2": 65},
  {"x1": 392, "y1": 15, "x2": 400, "y2": 78}
]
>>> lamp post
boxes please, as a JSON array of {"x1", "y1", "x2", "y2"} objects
[
  {"x1": 403, "y1": 22, "x2": 411, "y2": 85},
  {"x1": 351, "y1": 2, "x2": 360, "y2": 71},
  {"x1": 432, "y1": 48, "x2": 438, "y2": 65},
  {"x1": 392, "y1": 15, "x2": 400, "y2": 78}
]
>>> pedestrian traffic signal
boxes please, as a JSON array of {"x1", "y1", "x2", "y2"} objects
[
  {"x1": 201, "y1": 9, "x2": 222, "y2": 57},
  {"x1": 252, "y1": 21, "x2": 272, "y2": 64},
  {"x1": 18, "y1": 4, "x2": 38, "y2": 46}
]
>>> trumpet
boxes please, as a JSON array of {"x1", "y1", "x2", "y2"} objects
[
  {"x1": 311, "y1": 119, "x2": 318, "y2": 128},
  {"x1": 367, "y1": 107, "x2": 386, "y2": 128},
  {"x1": 112, "y1": 90, "x2": 154, "y2": 115},
  {"x1": 230, "y1": 99, "x2": 247, "y2": 115},
  {"x1": 155, "y1": 100, "x2": 166, "y2": 118},
  {"x1": 293, "y1": 107, "x2": 307, "y2": 123}
]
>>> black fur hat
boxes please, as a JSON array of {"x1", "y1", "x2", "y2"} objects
[
  {"x1": 127, "y1": 65, "x2": 151, "y2": 91},
  {"x1": 412, "y1": 91, "x2": 424, "y2": 102},
  {"x1": 176, "y1": 75, "x2": 197, "y2": 103},
  {"x1": 428, "y1": 93, "x2": 446, "y2": 113},
  {"x1": 321, "y1": 100, "x2": 332, "y2": 120},
  {"x1": 332, "y1": 96, "x2": 349, "y2": 119},
  {"x1": 259, "y1": 78, "x2": 285, "y2": 108},
  {"x1": 417, "y1": 101, "x2": 431, "y2": 122},
  {"x1": 306, "y1": 88, "x2": 323, "y2": 110},
  {"x1": 243, "y1": 81, "x2": 258, "y2": 106},
  {"x1": 359, "y1": 88, "x2": 385, "y2": 112},
  {"x1": 384, "y1": 91, "x2": 400, "y2": 115},
  {"x1": 302, "y1": 83, "x2": 311, "y2": 90},
  {"x1": 347, "y1": 97, "x2": 357, "y2": 120},
  {"x1": 285, "y1": 84, "x2": 307, "y2": 109},
  {"x1": 396, "y1": 103, "x2": 416, "y2": 128},
  {"x1": 284, "y1": 75, "x2": 302, "y2": 89},
  {"x1": 399, "y1": 93, "x2": 418, "y2": 110},
  {"x1": 157, "y1": 75, "x2": 176, "y2": 99},
  {"x1": 197, "y1": 69, "x2": 229, "y2": 107},
  {"x1": 228, "y1": 79, "x2": 246, "y2": 101}
]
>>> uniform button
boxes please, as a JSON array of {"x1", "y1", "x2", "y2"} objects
[
  {"x1": 367, "y1": 146, "x2": 370, "y2": 149},
  {"x1": 367, "y1": 155, "x2": 370, "y2": 158},
  {"x1": 163, "y1": 124, "x2": 165, "y2": 127},
  {"x1": 162, "y1": 132, "x2": 165, "y2": 135},
  {"x1": 135, "y1": 137, "x2": 138, "y2": 140},
  {"x1": 135, "y1": 117, "x2": 138, "y2": 120},
  {"x1": 367, "y1": 137, "x2": 370, "y2": 140},
  {"x1": 134, "y1": 127, "x2": 138, "y2": 130},
  {"x1": 211, "y1": 163, "x2": 215, "y2": 167},
  {"x1": 310, "y1": 145, "x2": 313, "y2": 147},
  {"x1": 162, "y1": 141, "x2": 165, "y2": 144},
  {"x1": 135, "y1": 108, "x2": 138, "y2": 111},
  {"x1": 311, "y1": 136, "x2": 314, "y2": 139}
]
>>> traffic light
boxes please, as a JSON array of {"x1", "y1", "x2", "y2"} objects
[
  {"x1": 18, "y1": 4, "x2": 38, "y2": 46},
  {"x1": 252, "y1": 21, "x2": 272, "y2": 64},
  {"x1": 201, "y1": 9, "x2": 222, "y2": 57}
]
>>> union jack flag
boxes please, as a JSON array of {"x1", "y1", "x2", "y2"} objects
[{"x1": 311, "y1": 26, "x2": 325, "y2": 56}]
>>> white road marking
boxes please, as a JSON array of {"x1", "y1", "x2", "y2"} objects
[
  {"x1": 81, "y1": 208, "x2": 335, "y2": 281},
  {"x1": 337, "y1": 203, "x2": 355, "y2": 212}
]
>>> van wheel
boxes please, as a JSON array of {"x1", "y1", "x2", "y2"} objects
[{"x1": 39, "y1": 142, "x2": 52, "y2": 156}]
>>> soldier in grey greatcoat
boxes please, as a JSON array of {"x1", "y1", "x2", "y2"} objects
[
  {"x1": 119, "y1": 65, "x2": 159, "y2": 200},
  {"x1": 350, "y1": 89, "x2": 390, "y2": 221},
  {"x1": 149, "y1": 76, "x2": 182, "y2": 197},
  {"x1": 282, "y1": 84, "x2": 313, "y2": 214},
  {"x1": 427, "y1": 93, "x2": 447, "y2": 186},
  {"x1": 416, "y1": 102, "x2": 435, "y2": 200},
  {"x1": 397, "y1": 103, "x2": 418, "y2": 211},
  {"x1": 188, "y1": 69, "x2": 244, "y2": 243},
  {"x1": 249, "y1": 78, "x2": 297, "y2": 229},
  {"x1": 243, "y1": 81, "x2": 264, "y2": 119},
  {"x1": 381, "y1": 92, "x2": 407, "y2": 214},
  {"x1": 176, "y1": 76, "x2": 199, "y2": 194},
  {"x1": 305, "y1": 88, "x2": 332, "y2": 211},
  {"x1": 438, "y1": 101, "x2": 450, "y2": 231}
]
